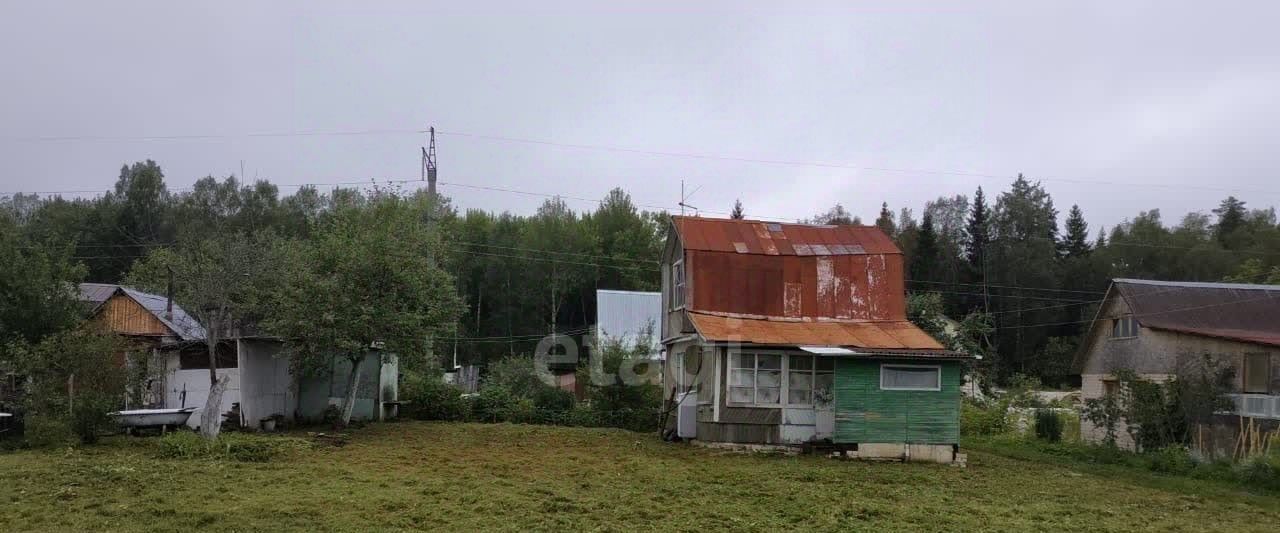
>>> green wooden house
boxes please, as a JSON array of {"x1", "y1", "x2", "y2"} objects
[{"x1": 660, "y1": 216, "x2": 970, "y2": 463}]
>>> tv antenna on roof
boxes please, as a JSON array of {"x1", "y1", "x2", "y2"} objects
[{"x1": 679, "y1": 180, "x2": 701, "y2": 215}]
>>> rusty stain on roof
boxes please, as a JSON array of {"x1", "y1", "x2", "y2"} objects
[
  {"x1": 672, "y1": 216, "x2": 900, "y2": 256},
  {"x1": 687, "y1": 311, "x2": 959, "y2": 355},
  {"x1": 669, "y1": 215, "x2": 951, "y2": 353}
]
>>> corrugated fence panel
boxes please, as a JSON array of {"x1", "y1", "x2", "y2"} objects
[{"x1": 833, "y1": 358, "x2": 961, "y2": 445}]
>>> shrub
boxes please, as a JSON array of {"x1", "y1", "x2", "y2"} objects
[
  {"x1": 13, "y1": 328, "x2": 127, "y2": 445},
  {"x1": 21, "y1": 414, "x2": 76, "y2": 448},
  {"x1": 961, "y1": 399, "x2": 1010, "y2": 437},
  {"x1": 473, "y1": 386, "x2": 516, "y2": 422},
  {"x1": 1146, "y1": 446, "x2": 1195, "y2": 475},
  {"x1": 532, "y1": 386, "x2": 575, "y2": 414},
  {"x1": 1033, "y1": 409, "x2": 1063, "y2": 442},
  {"x1": 1234, "y1": 454, "x2": 1280, "y2": 491},
  {"x1": 401, "y1": 371, "x2": 471, "y2": 421},
  {"x1": 158, "y1": 431, "x2": 310, "y2": 462}
]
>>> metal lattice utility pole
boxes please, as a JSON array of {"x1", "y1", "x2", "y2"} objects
[{"x1": 422, "y1": 126, "x2": 438, "y2": 197}]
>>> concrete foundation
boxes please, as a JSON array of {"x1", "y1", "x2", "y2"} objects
[{"x1": 854, "y1": 443, "x2": 957, "y2": 464}]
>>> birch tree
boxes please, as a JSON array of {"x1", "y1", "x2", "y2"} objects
[{"x1": 267, "y1": 196, "x2": 462, "y2": 427}]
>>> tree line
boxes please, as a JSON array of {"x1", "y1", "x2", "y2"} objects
[{"x1": 4, "y1": 162, "x2": 1279, "y2": 398}]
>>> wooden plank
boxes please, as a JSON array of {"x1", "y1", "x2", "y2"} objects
[{"x1": 833, "y1": 358, "x2": 961, "y2": 445}]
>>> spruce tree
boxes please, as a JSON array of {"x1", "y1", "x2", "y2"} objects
[
  {"x1": 964, "y1": 186, "x2": 989, "y2": 270},
  {"x1": 1212, "y1": 196, "x2": 1246, "y2": 247},
  {"x1": 730, "y1": 199, "x2": 745, "y2": 219},
  {"x1": 874, "y1": 202, "x2": 895, "y2": 236},
  {"x1": 1061, "y1": 204, "x2": 1091, "y2": 258},
  {"x1": 911, "y1": 210, "x2": 940, "y2": 283}
]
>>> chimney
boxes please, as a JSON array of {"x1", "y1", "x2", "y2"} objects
[{"x1": 165, "y1": 266, "x2": 174, "y2": 320}]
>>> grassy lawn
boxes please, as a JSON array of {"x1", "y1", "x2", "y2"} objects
[{"x1": 3, "y1": 422, "x2": 1279, "y2": 532}]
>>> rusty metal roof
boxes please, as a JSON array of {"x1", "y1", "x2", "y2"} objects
[
  {"x1": 1114, "y1": 279, "x2": 1280, "y2": 347},
  {"x1": 671, "y1": 216, "x2": 900, "y2": 256},
  {"x1": 687, "y1": 311, "x2": 964, "y2": 358}
]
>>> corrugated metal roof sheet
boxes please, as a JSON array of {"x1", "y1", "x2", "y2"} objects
[
  {"x1": 671, "y1": 216, "x2": 900, "y2": 256},
  {"x1": 686, "y1": 312, "x2": 961, "y2": 357},
  {"x1": 1114, "y1": 278, "x2": 1280, "y2": 348},
  {"x1": 78, "y1": 283, "x2": 118, "y2": 306},
  {"x1": 595, "y1": 289, "x2": 661, "y2": 354}
]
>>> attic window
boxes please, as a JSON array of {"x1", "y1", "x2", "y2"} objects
[
  {"x1": 669, "y1": 259, "x2": 686, "y2": 310},
  {"x1": 1110, "y1": 316, "x2": 1138, "y2": 339},
  {"x1": 766, "y1": 223, "x2": 782, "y2": 232}
]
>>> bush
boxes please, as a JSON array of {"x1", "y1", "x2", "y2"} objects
[
  {"x1": 472, "y1": 386, "x2": 516, "y2": 422},
  {"x1": 1234, "y1": 454, "x2": 1280, "y2": 491},
  {"x1": 1146, "y1": 446, "x2": 1195, "y2": 475},
  {"x1": 961, "y1": 399, "x2": 1010, "y2": 437},
  {"x1": 401, "y1": 371, "x2": 471, "y2": 421},
  {"x1": 13, "y1": 328, "x2": 127, "y2": 446},
  {"x1": 158, "y1": 431, "x2": 310, "y2": 462},
  {"x1": 21, "y1": 414, "x2": 76, "y2": 448},
  {"x1": 1033, "y1": 409, "x2": 1063, "y2": 442}
]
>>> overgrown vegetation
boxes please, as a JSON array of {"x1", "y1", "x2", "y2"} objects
[
  {"x1": 157, "y1": 431, "x2": 311, "y2": 462},
  {"x1": 1081, "y1": 362, "x2": 1235, "y2": 453},
  {"x1": 961, "y1": 363, "x2": 1279, "y2": 492},
  {"x1": 10, "y1": 327, "x2": 126, "y2": 445},
  {"x1": 401, "y1": 337, "x2": 661, "y2": 433}
]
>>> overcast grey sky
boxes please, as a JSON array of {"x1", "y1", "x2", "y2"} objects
[{"x1": 2, "y1": 1, "x2": 1278, "y2": 230}]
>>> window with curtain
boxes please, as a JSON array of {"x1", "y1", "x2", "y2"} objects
[
  {"x1": 1110, "y1": 315, "x2": 1138, "y2": 339},
  {"x1": 880, "y1": 365, "x2": 941, "y2": 391}
]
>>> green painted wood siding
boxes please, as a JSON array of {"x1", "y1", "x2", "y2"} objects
[{"x1": 833, "y1": 359, "x2": 961, "y2": 445}]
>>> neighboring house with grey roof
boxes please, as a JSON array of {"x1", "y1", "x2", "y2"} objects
[
  {"x1": 1074, "y1": 278, "x2": 1280, "y2": 455},
  {"x1": 77, "y1": 283, "x2": 398, "y2": 430}
]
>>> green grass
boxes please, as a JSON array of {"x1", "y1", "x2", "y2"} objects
[{"x1": 2, "y1": 422, "x2": 1279, "y2": 532}]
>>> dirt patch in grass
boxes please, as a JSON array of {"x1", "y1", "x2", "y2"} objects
[{"x1": 2, "y1": 422, "x2": 1278, "y2": 531}]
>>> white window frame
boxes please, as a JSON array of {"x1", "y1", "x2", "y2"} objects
[
  {"x1": 879, "y1": 364, "x2": 942, "y2": 392},
  {"x1": 670, "y1": 259, "x2": 686, "y2": 310},
  {"x1": 784, "y1": 354, "x2": 835, "y2": 407},
  {"x1": 726, "y1": 351, "x2": 835, "y2": 408},
  {"x1": 1110, "y1": 315, "x2": 1138, "y2": 340}
]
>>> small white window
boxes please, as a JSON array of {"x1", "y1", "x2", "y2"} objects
[
  {"x1": 880, "y1": 365, "x2": 941, "y2": 391},
  {"x1": 670, "y1": 259, "x2": 686, "y2": 310},
  {"x1": 1110, "y1": 315, "x2": 1138, "y2": 339}
]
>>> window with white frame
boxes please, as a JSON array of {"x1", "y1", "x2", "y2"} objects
[
  {"x1": 880, "y1": 364, "x2": 941, "y2": 391},
  {"x1": 730, "y1": 353, "x2": 781, "y2": 405},
  {"x1": 1110, "y1": 315, "x2": 1138, "y2": 339},
  {"x1": 670, "y1": 259, "x2": 686, "y2": 310},
  {"x1": 787, "y1": 355, "x2": 835, "y2": 405},
  {"x1": 728, "y1": 353, "x2": 835, "y2": 407}
]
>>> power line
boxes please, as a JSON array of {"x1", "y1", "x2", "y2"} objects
[
  {"x1": 4, "y1": 128, "x2": 427, "y2": 143},
  {"x1": 5, "y1": 124, "x2": 1279, "y2": 196},
  {"x1": 907, "y1": 279, "x2": 1105, "y2": 296},
  {"x1": 434, "y1": 129, "x2": 1280, "y2": 197}
]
